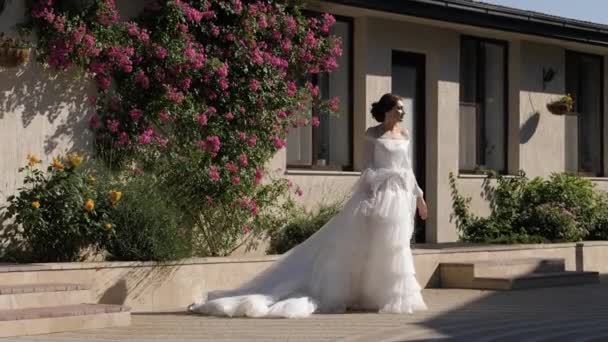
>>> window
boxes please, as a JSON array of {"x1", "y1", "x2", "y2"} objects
[
  {"x1": 566, "y1": 51, "x2": 604, "y2": 176},
  {"x1": 286, "y1": 16, "x2": 353, "y2": 171},
  {"x1": 459, "y1": 36, "x2": 508, "y2": 173}
]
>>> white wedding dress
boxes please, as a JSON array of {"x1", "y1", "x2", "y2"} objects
[{"x1": 188, "y1": 134, "x2": 427, "y2": 318}]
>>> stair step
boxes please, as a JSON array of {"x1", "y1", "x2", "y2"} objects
[
  {"x1": 0, "y1": 304, "x2": 130, "y2": 337},
  {"x1": 474, "y1": 271, "x2": 600, "y2": 290},
  {"x1": 441, "y1": 258, "x2": 566, "y2": 280},
  {"x1": 0, "y1": 264, "x2": 53, "y2": 273},
  {"x1": 0, "y1": 284, "x2": 92, "y2": 310},
  {"x1": 0, "y1": 303, "x2": 128, "y2": 321},
  {"x1": 0, "y1": 264, "x2": 88, "y2": 287},
  {"x1": 0, "y1": 283, "x2": 89, "y2": 295}
]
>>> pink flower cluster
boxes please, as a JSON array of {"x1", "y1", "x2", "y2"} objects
[
  {"x1": 273, "y1": 136, "x2": 286, "y2": 149},
  {"x1": 31, "y1": 1, "x2": 56, "y2": 23},
  {"x1": 134, "y1": 70, "x2": 150, "y2": 89},
  {"x1": 47, "y1": 39, "x2": 74, "y2": 68},
  {"x1": 165, "y1": 85, "x2": 184, "y2": 104},
  {"x1": 175, "y1": 0, "x2": 215, "y2": 23},
  {"x1": 97, "y1": 0, "x2": 119, "y2": 26},
  {"x1": 184, "y1": 41, "x2": 207, "y2": 69},
  {"x1": 320, "y1": 13, "x2": 336, "y2": 34},
  {"x1": 154, "y1": 45, "x2": 168, "y2": 59},
  {"x1": 118, "y1": 132, "x2": 130, "y2": 146},
  {"x1": 79, "y1": 34, "x2": 100, "y2": 57},
  {"x1": 30, "y1": 0, "x2": 343, "y2": 218},
  {"x1": 225, "y1": 161, "x2": 239, "y2": 174},
  {"x1": 328, "y1": 97, "x2": 340, "y2": 112},
  {"x1": 249, "y1": 79, "x2": 261, "y2": 92},
  {"x1": 254, "y1": 168, "x2": 264, "y2": 185},
  {"x1": 107, "y1": 119, "x2": 120, "y2": 133},
  {"x1": 126, "y1": 22, "x2": 150, "y2": 43},
  {"x1": 238, "y1": 198, "x2": 259, "y2": 216},
  {"x1": 106, "y1": 46, "x2": 134, "y2": 73},
  {"x1": 208, "y1": 165, "x2": 221, "y2": 182},
  {"x1": 137, "y1": 127, "x2": 155, "y2": 145},
  {"x1": 197, "y1": 135, "x2": 221, "y2": 157},
  {"x1": 129, "y1": 108, "x2": 143, "y2": 122},
  {"x1": 135, "y1": 127, "x2": 169, "y2": 147}
]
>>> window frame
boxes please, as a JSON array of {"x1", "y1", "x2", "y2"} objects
[
  {"x1": 565, "y1": 49, "x2": 605, "y2": 177},
  {"x1": 285, "y1": 14, "x2": 354, "y2": 172},
  {"x1": 458, "y1": 35, "x2": 509, "y2": 175}
]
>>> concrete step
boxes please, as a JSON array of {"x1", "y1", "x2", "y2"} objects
[
  {"x1": 0, "y1": 283, "x2": 92, "y2": 310},
  {"x1": 440, "y1": 258, "x2": 599, "y2": 290},
  {"x1": 473, "y1": 271, "x2": 600, "y2": 290},
  {"x1": 0, "y1": 304, "x2": 131, "y2": 337},
  {"x1": 473, "y1": 258, "x2": 565, "y2": 277},
  {"x1": 441, "y1": 258, "x2": 566, "y2": 281}
]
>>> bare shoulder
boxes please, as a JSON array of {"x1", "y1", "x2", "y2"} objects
[{"x1": 365, "y1": 125, "x2": 383, "y2": 139}]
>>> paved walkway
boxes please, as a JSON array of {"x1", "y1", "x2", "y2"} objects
[{"x1": 3, "y1": 280, "x2": 608, "y2": 342}]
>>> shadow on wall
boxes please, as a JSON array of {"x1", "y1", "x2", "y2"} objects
[
  {"x1": 520, "y1": 111, "x2": 540, "y2": 144},
  {"x1": 0, "y1": 54, "x2": 96, "y2": 155},
  {"x1": 97, "y1": 265, "x2": 180, "y2": 307}
]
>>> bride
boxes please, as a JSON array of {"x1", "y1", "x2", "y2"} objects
[{"x1": 188, "y1": 93, "x2": 428, "y2": 318}]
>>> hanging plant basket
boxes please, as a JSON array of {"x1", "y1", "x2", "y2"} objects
[
  {"x1": 0, "y1": 47, "x2": 30, "y2": 68},
  {"x1": 547, "y1": 95, "x2": 575, "y2": 116},
  {"x1": 546, "y1": 102, "x2": 572, "y2": 115}
]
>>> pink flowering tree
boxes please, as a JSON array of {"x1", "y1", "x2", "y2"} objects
[{"x1": 26, "y1": 0, "x2": 341, "y2": 256}]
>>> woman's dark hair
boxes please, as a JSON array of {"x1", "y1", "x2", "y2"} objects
[{"x1": 370, "y1": 93, "x2": 400, "y2": 122}]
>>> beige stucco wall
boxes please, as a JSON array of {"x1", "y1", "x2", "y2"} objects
[
  {"x1": 518, "y1": 42, "x2": 567, "y2": 176},
  {"x1": 0, "y1": 2, "x2": 97, "y2": 208},
  {"x1": 5, "y1": 0, "x2": 608, "y2": 244}
]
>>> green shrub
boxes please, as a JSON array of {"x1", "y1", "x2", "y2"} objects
[
  {"x1": 153, "y1": 151, "x2": 297, "y2": 257},
  {"x1": 449, "y1": 171, "x2": 597, "y2": 244},
  {"x1": 589, "y1": 192, "x2": 608, "y2": 240},
  {"x1": 267, "y1": 201, "x2": 343, "y2": 255},
  {"x1": 101, "y1": 174, "x2": 191, "y2": 262},
  {"x1": 519, "y1": 173, "x2": 595, "y2": 237},
  {"x1": 522, "y1": 203, "x2": 580, "y2": 242},
  {"x1": 1, "y1": 153, "x2": 114, "y2": 262}
]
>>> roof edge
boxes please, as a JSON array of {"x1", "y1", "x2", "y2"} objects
[{"x1": 323, "y1": 0, "x2": 608, "y2": 48}]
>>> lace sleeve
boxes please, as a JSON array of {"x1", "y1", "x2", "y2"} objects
[
  {"x1": 413, "y1": 178, "x2": 423, "y2": 198},
  {"x1": 408, "y1": 150, "x2": 423, "y2": 198},
  {"x1": 363, "y1": 136, "x2": 374, "y2": 170},
  {"x1": 363, "y1": 129, "x2": 375, "y2": 170}
]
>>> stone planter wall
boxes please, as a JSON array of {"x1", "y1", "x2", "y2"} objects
[{"x1": 1, "y1": 241, "x2": 606, "y2": 312}]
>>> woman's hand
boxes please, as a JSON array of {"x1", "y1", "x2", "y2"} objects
[{"x1": 416, "y1": 197, "x2": 428, "y2": 220}]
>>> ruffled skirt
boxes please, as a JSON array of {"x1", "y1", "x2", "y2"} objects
[{"x1": 188, "y1": 168, "x2": 427, "y2": 318}]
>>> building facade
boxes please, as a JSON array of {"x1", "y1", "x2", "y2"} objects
[
  {"x1": 3, "y1": 0, "x2": 608, "y2": 243},
  {"x1": 278, "y1": 0, "x2": 608, "y2": 243}
]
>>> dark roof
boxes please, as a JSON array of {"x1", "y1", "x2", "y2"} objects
[{"x1": 324, "y1": 0, "x2": 608, "y2": 47}]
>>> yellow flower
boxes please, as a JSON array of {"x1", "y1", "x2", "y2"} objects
[
  {"x1": 84, "y1": 199, "x2": 95, "y2": 212},
  {"x1": 67, "y1": 153, "x2": 83, "y2": 167},
  {"x1": 104, "y1": 223, "x2": 113, "y2": 230},
  {"x1": 52, "y1": 157, "x2": 65, "y2": 170},
  {"x1": 31, "y1": 201, "x2": 40, "y2": 209},
  {"x1": 108, "y1": 190, "x2": 122, "y2": 206},
  {"x1": 27, "y1": 153, "x2": 41, "y2": 167}
]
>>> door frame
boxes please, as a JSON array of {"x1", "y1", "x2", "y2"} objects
[
  {"x1": 565, "y1": 49, "x2": 605, "y2": 177},
  {"x1": 391, "y1": 50, "x2": 426, "y2": 242}
]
